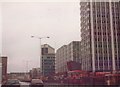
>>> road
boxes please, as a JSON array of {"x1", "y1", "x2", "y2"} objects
[
  {"x1": 1, "y1": 81, "x2": 85, "y2": 87},
  {"x1": 20, "y1": 82, "x2": 82, "y2": 87},
  {"x1": 20, "y1": 82, "x2": 30, "y2": 87},
  {"x1": 20, "y1": 82, "x2": 66, "y2": 87}
]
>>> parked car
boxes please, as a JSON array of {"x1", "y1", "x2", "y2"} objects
[
  {"x1": 30, "y1": 79, "x2": 43, "y2": 87},
  {"x1": 2, "y1": 79, "x2": 20, "y2": 87}
]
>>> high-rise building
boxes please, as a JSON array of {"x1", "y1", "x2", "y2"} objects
[
  {"x1": 56, "y1": 45, "x2": 67, "y2": 73},
  {"x1": 80, "y1": 1, "x2": 120, "y2": 72},
  {"x1": 56, "y1": 41, "x2": 81, "y2": 73},
  {"x1": 41, "y1": 44, "x2": 55, "y2": 76}
]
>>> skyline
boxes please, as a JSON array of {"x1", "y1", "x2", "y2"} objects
[{"x1": 1, "y1": 1, "x2": 80, "y2": 72}]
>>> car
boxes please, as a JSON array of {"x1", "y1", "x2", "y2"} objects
[
  {"x1": 30, "y1": 79, "x2": 43, "y2": 87},
  {"x1": 2, "y1": 79, "x2": 20, "y2": 87}
]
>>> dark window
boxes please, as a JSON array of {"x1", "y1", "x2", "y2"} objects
[{"x1": 42, "y1": 48, "x2": 48, "y2": 55}]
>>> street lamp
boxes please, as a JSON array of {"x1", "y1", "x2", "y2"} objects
[{"x1": 31, "y1": 36, "x2": 50, "y2": 72}]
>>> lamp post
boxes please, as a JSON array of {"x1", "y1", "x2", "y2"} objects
[{"x1": 31, "y1": 36, "x2": 50, "y2": 75}]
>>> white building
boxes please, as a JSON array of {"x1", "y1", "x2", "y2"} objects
[
  {"x1": 56, "y1": 41, "x2": 81, "y2": 73},
  {"x1": 80, "y1": 1, "x2": 120, "y2": 72}
]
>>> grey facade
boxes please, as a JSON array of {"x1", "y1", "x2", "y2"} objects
[
  {"x1": 41, "y1": 44, "x2": 55, "y2": 76},
  {"x1": 8, "y1": 72, "x2": 30, "y2": 80},
  {"x1": 30, "y1": 68, "x2": 41, "y2": 79},
  {"x1": 55, "y1": 41, "x2": 81, "y2": 73},
  {"x1": 67, "y1": 41, "x2": 81, "y2": 62},
  {"x1": 56, "y1": 45, "x2": 67, "y2": 73},
  {"x1": 80, "y1": 1, "x2": 120, "y2": 72}
]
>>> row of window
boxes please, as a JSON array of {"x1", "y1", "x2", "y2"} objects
[{"x1": 94, "y1": 32, "x2": 111, "y2": 35}]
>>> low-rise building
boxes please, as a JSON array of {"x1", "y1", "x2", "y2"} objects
[
  {"x1": 67, "y1": 61, "x2": 81, "y2": 71},
  {"x1": 30, "y1": 68, "x2": 41, "y2": 79},
  {"x1": 7, "y1": 72, "x2": 30, "y2": 81}
]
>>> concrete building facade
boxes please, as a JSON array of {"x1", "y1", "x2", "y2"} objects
[
  {"x1": 30, "y1": 68, "x2": 41, "y2": 79},
  {"x1": 56, "y1": 45, "x2": 67, "y2": 73},
  {"x1": 0, "y1": 56, "x2": 7, "y2": 83},
  {"x1": 55, "y1": 41, "x2": 81, "y2": 73},
  {"x1": 7, "y1": 72, "x2": 30, "y2": 81},
  {"x1": 80, "y1": 1, "x2": 120, "y2": 72},
  {"x1": 41, "y1": 44, "x2": 55, "y2": 76},
  {"x1": 67, "y1": 41, "x2": 81, "y2": 62}
]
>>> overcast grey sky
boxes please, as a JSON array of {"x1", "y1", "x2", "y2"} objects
[{"x1": 1, "y1": 0, "x2": 80, "y2": 72}]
